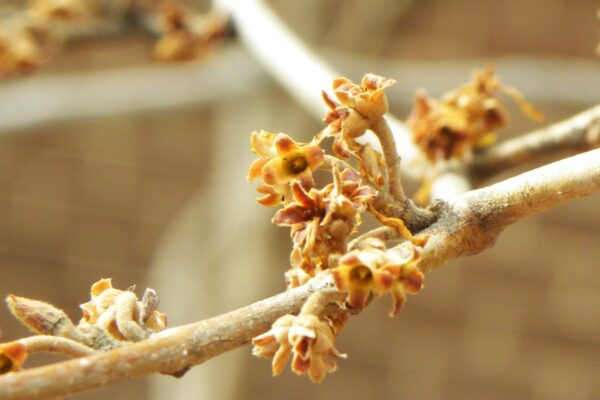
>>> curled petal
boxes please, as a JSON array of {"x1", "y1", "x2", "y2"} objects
[
  {"x1": 274, "y1": 133, "x2": 300, "y2": 155},
  {"x1": 247, "y1": 158, "x2": 268, "y2": 182},
  {"x1": 273, "y1": 204, "x2": 311, "y2": 226},
  {"x1": 307, "y1": 355, "x2": 327, "y2": 383},
  {"x1": 389, "y1": 286, "x2": 407, "y2": 317},
  {"x1": 361, "y1": 73, "x2": 396, "y2": 91},
  {"x1": 291, "y1": 352, "x2": 311, "y2": 374},
  {"x1": 402, "y1": 268, "x2": 425, "y2": 293},
  {"x1": 272, "y1": 344, "x2": 292, "y2": 376},
  {"x1": 291, "y1": 182, "x2": 316, "y2": 209},
  {"x1": 257, "y1": 193, "x2": 283, "y2": 207},
  {"x1": 250, "y1": 130, "x2": 277, "y2": 157},
  {"x1": 90, "y1": 278, "x2": 113, "y2": 297},
  {"x1": 347, "y1": 287, "x2": 371, "y2": 312}
]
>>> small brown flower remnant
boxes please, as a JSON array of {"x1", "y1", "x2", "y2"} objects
[
  {"x1": 322, "y1": 73, "x2": 395, "y2": 159},
  {"x1": 332, "y1": 239, "x2": 423, "y2": 316},
  {"x1": 0, "y1": 333, "x2": 27, "y2": 375},
  {"x1": 248, "y1": 131, "x2": 324, "y2": 207},
  {"x1": 333, "y1": 73, "x2": 396, "y2": 121},
  {"x1": 153, "y1": 1, "x2": 228, "y2": 62},
  {"x1": 407, "y1": 65, "x2": 542, "y2": 162},
  {"x1": 252, "y1": 314, "x2": 346, "y2": 383}
]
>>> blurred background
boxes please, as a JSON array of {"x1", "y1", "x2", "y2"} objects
[{"x1": 1, "y1": 0, "x2": 600, "y2": 399}]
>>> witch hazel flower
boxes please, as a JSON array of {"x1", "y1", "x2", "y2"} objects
[
  {"x1": 252, "y1": 314, "x2": 346, "y2": 383},
  {"x1": 332, "y1": 73, "x2": 396, "y2": 122},
  {"x1": 248, "y1": 131, "x2": 324, "y2": 207},
  {"x1": 332, "y1": 239, "x2": 424, "y2": 316}
]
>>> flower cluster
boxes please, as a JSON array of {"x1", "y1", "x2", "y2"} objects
[
  {"x1": 249, "y1": 73, "x2": 429, "y2": 383},
  {"x1": 252, "y1": 314, "x2": 346, "y2": 383},
  {"x1": 407, "y1": 65, "x2": 542, "y2": 162},
  {"x1": 275, "y1": 167, "x2": 375, "y2": 286},
  {"x1": 153, "y1": 1, "x2": 228, "y2": 62},
  {"x1": 332, "y1": 239, "x2": 423, "y2": 316}
]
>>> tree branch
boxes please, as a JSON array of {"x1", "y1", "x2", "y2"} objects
[
  {"x1": 1, "y1": 149, "x2": 598, "y2": 399},
  {"x1": 0, "y1": 275, "x2": 340, "y2": 399},
  {"x1": 471, "y1": 105, "x2": 600, "y2": 179},
  {"x1": 413, "y1": 148, "x2": 600, "y2": 272}
]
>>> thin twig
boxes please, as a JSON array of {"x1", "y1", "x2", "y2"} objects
[
  {"x1": 1, "y1": 149, "x2": 598, "y2": 399},
  {"x1": 471, "y1": 105, "x2": 600, "y2": 179},
  {"x1": 15, "y1": 336, "x2": 95, "y2": 359},
  {"x1": 370, "y1": 118, "x2": 406, "y2": 202}
]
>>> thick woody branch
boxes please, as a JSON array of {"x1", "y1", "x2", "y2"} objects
[
  {"x1": 0, "y1": 275, "x2": 339, "y2": 400},
  {"x1": 472, "y1": 105, "x2": 600, "y2": 179},
  {"x1": 1, "y1": 150, "x2": 598, "y2": 399},
  {"x1": 411, "y1": 148, "x2": 600, "y2": 272}
]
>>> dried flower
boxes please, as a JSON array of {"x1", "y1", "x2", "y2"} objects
[
  {"x1": 322, "y1": 91, "x2": 371, "y2": 142},
  {"x1": 79, "y1": 278, "x2": 167, "y2": 342},
  {"x1": 332, "y1": 239, "x2": 424, "y2": 315},
  {"x1": 252, "y1": 314, "x2": 345, "y2": 383},
  {"x1": 332, "y1": 73, "x2": 396, "y2": 121},
  {"x1": 408, "y1": 65, "x2": 541, "y2": 162}
]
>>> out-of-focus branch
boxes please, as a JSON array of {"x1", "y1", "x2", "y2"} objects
[
  {"x1": 471, "y1": 105, "x2": 600, "y2": 179},
  {"x1": 1, "y1": 149, "x2": 598, "y2": 399},
  {"x1": 0, "y1": 45, "x2": 266, "y2": 133}
]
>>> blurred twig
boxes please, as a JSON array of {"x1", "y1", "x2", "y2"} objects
[{"x1": 471, "y1": 105, "x2": 600, "y2": 179}]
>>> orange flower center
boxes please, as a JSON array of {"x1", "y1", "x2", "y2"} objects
[
  {"x1": 284, "y1": 152, "x2": 309, "y2": 175},
  {"x1": 349, "y1": 265, "x2": 372, "y2": 284}
]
